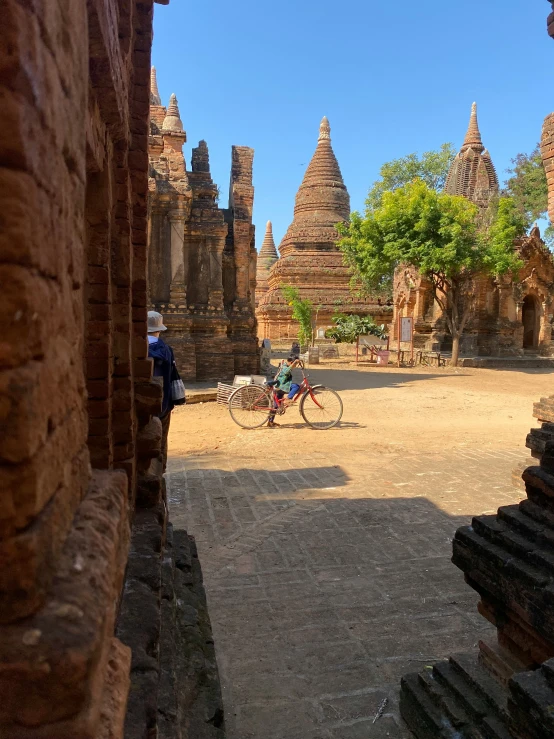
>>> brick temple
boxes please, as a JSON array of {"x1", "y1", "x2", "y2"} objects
[
  {"x1": 392, "y1": 102, "x2": 554, "y2": 357},
  {"x1": 256, "y1": 117, "x2": 388, "y2": 341},
  {"x1": 0, "y1": 2, "x2": 223, "y2": 738},
  {"x1": 147, "y1": 70, "x2": 259, "y2": 381},
  {"x1": 399, "y1": 8, "x2": 554, "y2": 735}
]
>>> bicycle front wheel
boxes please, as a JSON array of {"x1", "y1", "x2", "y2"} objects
[
  {"x1": 300, "y1": 386, "x2": 343, "y2": 430},
  {"x1": 228, "y1": 385, "x2": 272, "y2": 429}
]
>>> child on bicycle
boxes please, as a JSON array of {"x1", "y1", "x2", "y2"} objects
[{"x1": 267, "y1": 355, "x2": 302, "y2": 428}]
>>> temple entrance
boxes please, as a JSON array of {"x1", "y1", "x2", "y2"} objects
[{"x1": 522, "y1": 295, "x2": 540, "y2": 349}]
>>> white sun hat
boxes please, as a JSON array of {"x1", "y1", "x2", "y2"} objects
[{"x1": 147, "y1": 311, "x2": 167, "y2": 333}]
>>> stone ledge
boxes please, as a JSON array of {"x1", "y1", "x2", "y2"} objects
[
  {"x1": 0, "y1": 469, "x2": 130, "y2": 735},
  {"x1": 118, "y1": 515, "x2": 224, "y2": 739}
]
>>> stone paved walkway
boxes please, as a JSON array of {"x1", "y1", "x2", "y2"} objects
[{"x1": 166, "y1": 446, "x2": 525, "y2": 739}]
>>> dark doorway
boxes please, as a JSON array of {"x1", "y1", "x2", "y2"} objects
[{"x1": 522, "y1": 295, "x2": 539, "y2": 349}]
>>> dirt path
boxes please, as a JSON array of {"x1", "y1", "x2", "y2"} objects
[
  {"x1": 170, "y1": 364, "x2": 552, "y2": 459},
  {"x1": 166, "y1": 365, "x2": 553, "y2": 738}
]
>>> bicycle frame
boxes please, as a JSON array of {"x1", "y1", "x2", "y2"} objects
[{"x1": 268, "y1": 366, "x2": 324, "y2": 412}]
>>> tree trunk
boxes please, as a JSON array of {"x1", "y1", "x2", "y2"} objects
[{"x1": 451, "y1": 333, "x2": 461, "y2": 367}]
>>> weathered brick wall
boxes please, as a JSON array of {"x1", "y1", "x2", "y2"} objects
[
  {"x1": 1, "y1": 0, "x2": 91, "y2": 625},
  {"x1": 0, "y1": 0, "x2": 169, "y2": 736},
  {"x1": 148, "y1": 91, "x2": 260, "y2": 381}
]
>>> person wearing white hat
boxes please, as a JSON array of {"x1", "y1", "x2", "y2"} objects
[{"x1": 147, "y1": 310, "x2": 177, "y2": 471}]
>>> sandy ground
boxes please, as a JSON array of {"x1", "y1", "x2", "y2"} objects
[
  {"x1": 170, "y1": 363, "x2": 553, "y2": 459},
  {"x1": 166, "y1": 363, "x2": 554, "y2": 738}
]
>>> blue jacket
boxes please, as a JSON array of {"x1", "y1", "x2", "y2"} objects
[{"x1": 148, "y1": 338, "x2": 175, "y2": 417}]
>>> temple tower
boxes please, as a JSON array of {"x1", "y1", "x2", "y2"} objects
[
  {"x1": 255, "y1": 221, "x2": 278, "y2": 306},
  {"x1": 147, "y1": 71, "x2": 259, "y2": 380},
  {"x1": 444, "y1": 102, "x2": 499, "y2": 209},
  {"x1": 256, "y1": 117, "x2": 388, "y2": 341}
]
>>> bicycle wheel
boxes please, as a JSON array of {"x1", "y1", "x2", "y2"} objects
[
  {"x1": 299, "y1": 385, "x2": 343, "y2": 430},
  {"x1": 228, "y1": 385, "x2": 272, "y2": 429}
]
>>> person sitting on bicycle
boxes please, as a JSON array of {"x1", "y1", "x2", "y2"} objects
[{"x1": 267, "y1": 355, "x2": 302, "y2": 428}]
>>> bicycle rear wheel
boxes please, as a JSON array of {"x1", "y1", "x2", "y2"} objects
[
  {"x1": 228, "y1": 385, "x2": 272, "y2": 429},
  {"x1": 300, "y1": 386, "x2": 343, "y2": 430}
]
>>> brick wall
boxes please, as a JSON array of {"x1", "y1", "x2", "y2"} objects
[{"x1": 0, "y1": 0, "x2": 167, "y2": 736}]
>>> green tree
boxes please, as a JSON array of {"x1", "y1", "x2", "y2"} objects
[
  {"x1": 281, "y1": 284, "x2": 315, "y2": 347},
  {"x1": 326, "y1": 314, "x2": 387, "y2": 363},
  {"x1": 326, "y1": 314, "x2": 387, "y2": 344},
  {"x1": 338, "y1": 181, "x2": 525, "y2": 366},
  {"x1": 366, "y1": 143, "x2": 456, "y2": 212},
  {"x1": 505, "y1": 145, "x2": 554, "y2": 247}
]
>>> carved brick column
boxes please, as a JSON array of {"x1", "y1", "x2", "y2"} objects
[
  {"x1": 207, "y1": 235, "x2": 225, "y2": 310},
  {"x1": 168, "y1": 209, "x2": 188, "y2": 307}
]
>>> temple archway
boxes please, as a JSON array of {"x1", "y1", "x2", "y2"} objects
[{"x1": 522, "y1": 294, "x2": 540, "y2": 349}]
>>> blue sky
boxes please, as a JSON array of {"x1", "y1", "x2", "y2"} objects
[{"x1": 152, "y1": 1, "x2": 552, "y2": 249}]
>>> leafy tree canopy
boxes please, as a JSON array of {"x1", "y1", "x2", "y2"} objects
[
  {"x1": 338, "y1": 180, "x2": 525, "y2": 365},
  {"x1": 326, "y1": 314, "x2": 387, "y2": 344},
  {"x1": 505, "y1": 145, "x2": 554, "y2": 247},
  {"x1": 366, "y1": 143, "x2": 456, "y2": 212}
]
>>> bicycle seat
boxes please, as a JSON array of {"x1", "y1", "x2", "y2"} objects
[{"x1": 266, "y1": 380, "x2": 279, "y2": 387}]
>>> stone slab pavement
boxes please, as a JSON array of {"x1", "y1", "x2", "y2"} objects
[{"x1": 166, "y1": 446, "x2": 525, "y2": 739}]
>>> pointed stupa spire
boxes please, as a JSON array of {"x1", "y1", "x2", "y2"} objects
[
  {"x1": 461, "y1": 102, "x2": 484, "y2": 152},
  {"x1": 319, "y1": 116, "x2": 331, "y2": 140},
  {"x1": 259, "y1": 221, "x2": 278, "y2": 259},
  {"x1": 444, "y1": 101, "x2": 499, "y2": 207},
  {"x1": 162, "y1": 93, "x2": 183, "y2": 132},
  {"x1": 150, "y1": 66, "x2": 161, "y2": 106},
  {"x1": 285, "y1": 116, "x2": 350, "y2": 233},
  {"x1": 256, "y1": 220, "x2": 279, "y2": 305}
]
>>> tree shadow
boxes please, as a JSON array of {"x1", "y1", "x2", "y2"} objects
[{"x1": 299, "y1": 367, "x2": 467, "y2": 391}]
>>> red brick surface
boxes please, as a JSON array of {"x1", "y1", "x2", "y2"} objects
[{"x1": 0, "y1": 0, "x2": 169, "y2": 736}]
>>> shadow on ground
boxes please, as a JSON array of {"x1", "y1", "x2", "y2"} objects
[
  {"x1": 166, "y1": 456, "x2": 513, "y2": 739},
  {"x1": 266, "y1": 364, "x2": 467, "y2": 392}
]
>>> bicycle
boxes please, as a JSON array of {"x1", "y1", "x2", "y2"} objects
[{"x1": 227, "y1": 361, "x2": 343, "y2": 430}]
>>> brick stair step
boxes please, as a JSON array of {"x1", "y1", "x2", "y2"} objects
[
  {"x1": 472, "y1": 516, "x2": 535, "y2": 558},
  {"x1": 527, "y1": 546, "x2": 554, "y2": 574},
  {"x1": 400, "y1": 673, "x2": 472, "y2": 738},
  {"x1": 509, "y1": 668, "x2": 554, "y2": 735},
  {"x1": 432, "y1": 661, "x2": 491, "y2": 720},
  {"x1": 449, "y1": 654, "x2": 509, "y2": 719},
  {"x1": 538, "y1": 657, "x2": 554, "y2": 689},
  {"x1": 520, "y1": 499, "x2": 554, "y2": 532},
  {"x1": 481, "y1": 715, "x2": 514, "y2": 739},
  {"x1": 417, "y1": 668, "x2": 472, "y2": 729},
  {"x1": 497, "y1": 506, "x2": 543, "y2": 542}
]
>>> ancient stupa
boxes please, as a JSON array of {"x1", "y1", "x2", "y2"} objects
[
  {"x1": 444, "y1": 102, "x2": 499, "y2": 209},
  {"x1": 255, "y1": 221, "x2": 279, "y2": 307},
  {"x1": 256, "y1": 117, "x2": 387, "y2": 340}
]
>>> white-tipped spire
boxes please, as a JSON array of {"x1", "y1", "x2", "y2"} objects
[
  {"x1": 319, "y1": 116, "x2": 331, "y2": 141},
  {"x1": 462, "y1": 102, "x2": 483, "y2": 151},
  {"x1": 150, "y1": 66, "x2": 161, "y2": 105},
  {"x1": 162, "y1": 93, "x2": 183, "y2": 132}
]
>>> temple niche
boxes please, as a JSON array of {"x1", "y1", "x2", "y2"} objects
[
  {"x1": 147, "y1": 68, "x2": 259, "y2": 381},
  {"x1": 256, "y1": 117, "x2": 390, "y2": 341},
  {"x1": 392, "y1": 103, "x2": 554, "y2": 358}
]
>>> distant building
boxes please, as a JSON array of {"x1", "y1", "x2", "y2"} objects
[
  {"x1": 392, "y1": 103, "x2": 554, "y2": 357},
  {"x1": 147, "y1": 69, "x2": 259, "y2": 380},
  {"x1": 256, "y1": 118, "x2": 389, "y2": 341}
]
